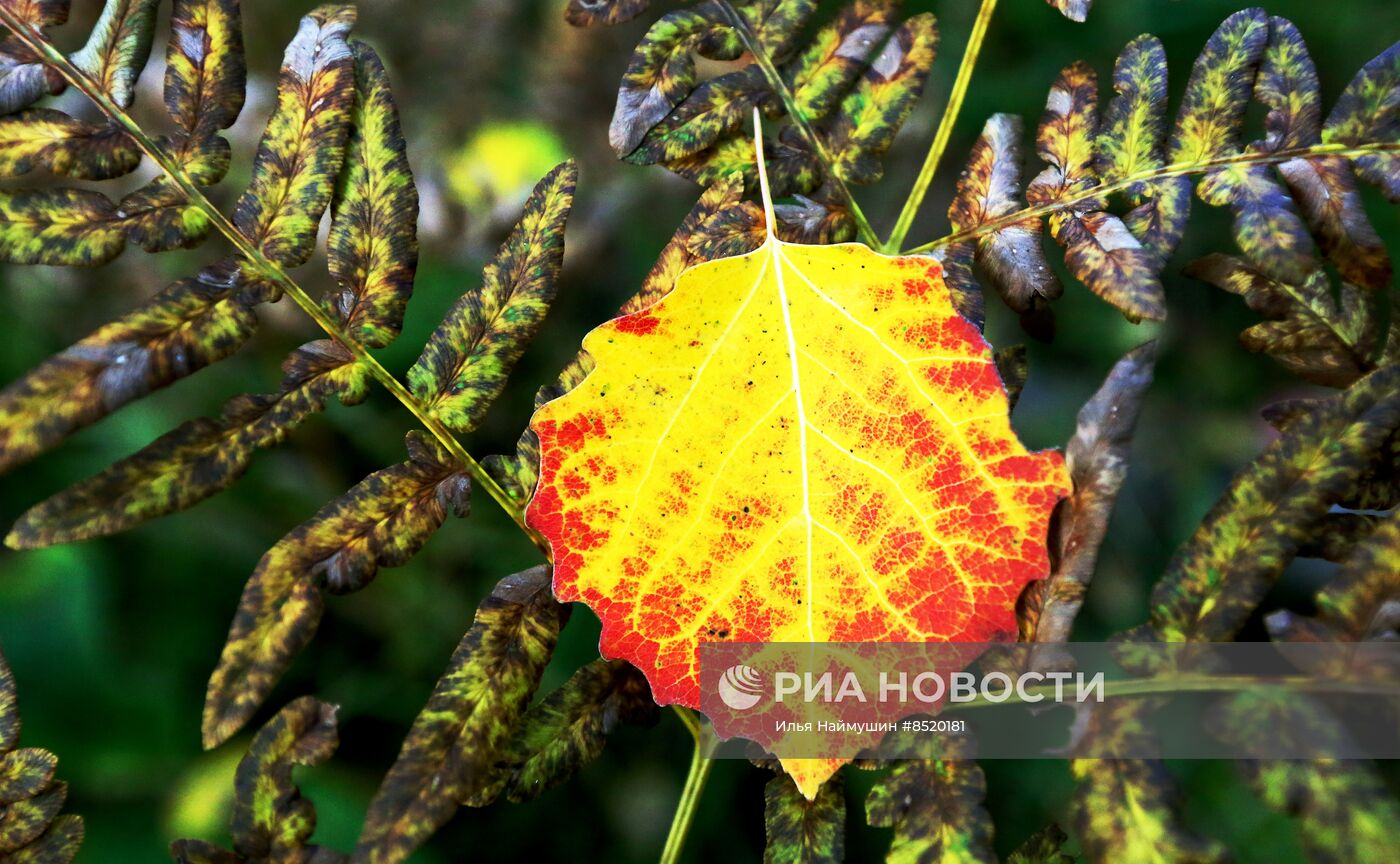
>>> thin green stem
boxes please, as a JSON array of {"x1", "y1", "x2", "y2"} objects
[
  {"x1": 660, "y1": 707, "x2": 713, "y2": 864},
  {"x1": 884, "y1": 0, "x2": 998, "y2": 253},
  {"x1": 906, "y1": 140, "x2": 1400, "y2": 255},
  {"x1": 939, "y1": 672, "x2": 1400, "y2": 712},
  {"x1": 0, "y1": 8, "x2": 547, "y2": 553},
  {"x1": 714, "y1": 0, "x2": 879, "y2": 248}
]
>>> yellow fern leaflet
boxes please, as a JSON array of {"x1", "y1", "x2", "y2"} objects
[{"x1": 527, "y1": 126, "x2": 1069, "y2": 799}]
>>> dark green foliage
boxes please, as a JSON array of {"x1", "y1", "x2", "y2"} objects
[
  {"x1": 865, "y1": 750, "x2": 995, "y2": 864},
  {"x1": 171, "y1": 697, "x2": 345, "y2": 864},
  {"x1": 1186, "y1": 254, "x2": 1378, "y2": 387},
  {"x1": 7, "y1": 339, "x2": 370, "y2": 549},
  {"x1": 0, "y1": 650, "x2": 82, "y2": 863},
  {"x1": 1005, "y1": 824, "x2": 1074, "y2": 864},
  {"x1": 1149, "y1": 364, "x2": 1400, "y2": 642},
  {"x1": 933, "y1": 12, "x2": 1398, "y2": 336},
  {"x1": 409, "y1": 161, "x2": 577, "y2": 433},
  {"x1": 354, "y1": 567, "x2": 569, "y2": 864},
  {"x1": 0, "y1": 260, "x2": 265, "y2": 475},
  {"x1": 69, "y1": 0, "x2": 160, "y2": 109},
  {"x1": 203, "y1": 432, "x2": 470, "y2": 748},
  {"x1": 326, "y1": 41, "x2": 419, "y2": 349},
  {"x1": 480, "y1": 659, "x2": 658, "y2": 804},
  {"x1": 612, "y1": 0, "x2": 939, "y2": 203},
  {"x1": 233, "y1": 5, "x2": 356, "y2": 267},
  {"x1": 1071, "y1": 703, "x2": 1226, "y2": 864},
  {"x1": 765, "y1": 773, "x2": 845, "y2": 864}
]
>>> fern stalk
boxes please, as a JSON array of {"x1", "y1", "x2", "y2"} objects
[
  {"x1": 885, "y1": 0, "x2": 999, "y2": 253},
  {"x1": 714, "y1": 0, "x2": 879, "y2": 248},
  {"x1": 940, "y1": 674, "x2": 1400, "y2": 713},
  {"x1": 907, "y1": 139, "x2": 1400, "y2": 255},
  {"x1": 0, "y1": 6, "x2": 547, "y2": 553}
]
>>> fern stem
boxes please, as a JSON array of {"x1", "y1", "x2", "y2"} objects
[
  {"x1": 884, "y1": 0, "x2": 998, "y2": 253},
  {"x1": 939, "y1": 672, "x2": 1400, "y2": 712},
  {"x1": 905, "y1": 140, "x2": 1400, "y2": 255},
  {"x1": 0, "y1": 8, "x2": 548, "y2": 553},
  {"x1": 714, "y1": 0, "x2": 879, "y2": 248},
  {"x1": 660, "y1": 707, "x2": 713, "y2": 864}
]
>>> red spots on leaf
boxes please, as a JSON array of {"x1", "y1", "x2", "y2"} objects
[
  {"x1": 613, "y1": 312, "x2": 661, "y2": 335},
  {"x1": 902, "y1": 276, "x2": 931, "y2": 300}
]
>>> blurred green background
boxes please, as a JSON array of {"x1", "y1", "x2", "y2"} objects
[{"x1": 1, "y1": 0, "x2": 1397, "y2": 861}]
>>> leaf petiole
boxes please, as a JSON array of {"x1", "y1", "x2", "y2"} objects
[{"x1": 659, "y1": 707, "x2": 714, "y2": 864}]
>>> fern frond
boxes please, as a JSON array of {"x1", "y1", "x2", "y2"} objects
[
  {"x1": 233, "y1": 5, "x2": 356, "y2": 267},
  {"x1": 0, "y1": 259, "x2": 265, "y2": 474},
  {"x1": 480, "y1": 659, "x2": 658, "y2": 805},
  {"x1": 0, "y1": 648, "x2": 84, "y2": 863},
  {"x1": 951, "y1": 114, "x2": 1064, "y2": 321},
  {"x1": 202, "y1": 431, "x2": 470, "y2": 749},
  {"x1": 1019, "y1": 343, "x2": 1155, "y2": 648},
  {"x1": 865, "y1": 751, "x2": 994, "y2": 864},
  {"x1": 1044, "y1": 0, "x2": 1092, "y2": 24},
  {"x1": 598, "y1": 0, "x2": 944, "y2": 246},
  {"x1": 1006, "y1": 824, "x2": 1073, "y2": 864},
  {"x1": 110, "y1": 0, "x2": 247, "y2": 253},
  {"x1": 354, "y1": 567, "x2": 568, "y2": 864},
  {"x1": 164, "y1": 0, "x2": 246, "y2": 141},
  {"x1": 0, "y1": 108, "x2": 138, "y2": 178},
  {"x1": 171, "y1": 696, "x2": 343, "y2": 864},
  {"x1": 1071, "y1": 705, "x2": 1227, "y2": 864},
  {"x1": 1147, "y1": 364, "x2": 1400, "y2": 642},
  {"x1": 0, "y1": 4, "x2": 524, "y2": 551},
  {"x1": 1186, "y1": 254, "x2": 1378, "y2": 387},
  {"x1": 912, "y1": 12, "x2": 1398, "y2": 333},
  {"x1": 69, "y1": 0, "x2": 160, "y2": 109},
  {"x1": 408, "y1": 161, "x2": 576, "y2": 433},
  {"x1": 765, "y1": 771, "x2": 845, "y2": 864},
  {"x1": 326, "y1": 41, "x2": 419, "y2": 349},
  {"x1": 7, "y1": 339, "x2": 368, "y2": 548},
  {"x1": 566, "y1": 0, "x2": 651, "y2": 28},
  {"x1": 0, "y1": 1, "x2": 67, "y2": 115}
]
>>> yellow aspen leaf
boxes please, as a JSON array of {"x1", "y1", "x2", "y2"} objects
[{"x1": 527, "y1": 118, "x2": 1069, "y2": 799}]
